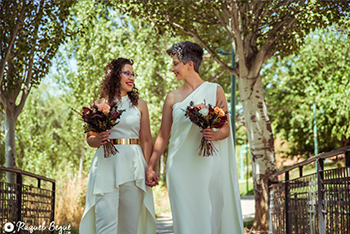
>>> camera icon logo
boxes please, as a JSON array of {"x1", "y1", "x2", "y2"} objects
[{"x1": 2, "y1": 222, "x2": 15, "y2": 233}]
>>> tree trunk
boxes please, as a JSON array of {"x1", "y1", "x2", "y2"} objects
[
  {"x1": 3, "y1": 82, "x2": 30, "y2": 183},
  {"x1": 238, "y1": 73, "x2": 277, "y2": 232},
  {"x1": 5, "y1": 104, "x2": 17, "y2": 183}
]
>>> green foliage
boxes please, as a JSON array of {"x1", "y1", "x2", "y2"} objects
[
  {"x1": 264, "y1": 27, "x2": 350, "y2": 158},
  {"x1": 0, "y1": 0, "x2": 76, "y2": 93},
  {"x1": 0, "y1": 0, "x2": 76, "y2": 172},
  {"x1": 116, "y1": 0, "x2": 350, "y2": 69},
  {"x1": 15, "y1": 81, "x2": 94, "y2": 178}
]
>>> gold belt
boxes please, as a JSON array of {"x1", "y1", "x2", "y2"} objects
[{"x1": 110, "y1": 138, "x2": 139, "y2": 145}]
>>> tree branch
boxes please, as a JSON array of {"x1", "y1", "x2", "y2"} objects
[
  {"x1": 252, "y1": 17, "x2": 296, "y2": 74},
  {"x1": 251, "y1": 1, "x2": 268, "y2": 33},
  {"x1": 0, "y1": 0, "x2": 26, "y2": 86},
  {"x1": 0, "y1": 88, "x2": 5, "y2": 105},
  {"x1": 213, "y1": 5, "x2": 234, "y2": 39},
  {"x1": 230, "y1": 0, "x2": 240, "y2": 35},
  {"x1": 208, "y1": 70, "x2": 226, "y2": 83},
  {"x1": 231, "y1": 0, "x2": 247, "y2": 75},
  {"x1": 15, "y1": 0, "x2": 43, "y2": 118},
  {"x1": 169, "y1": 20, "x2": 237, "y2": 76},
  {"x1": 15, "y1": 47, "x2": 35, "y2": 119},
  {"x1": 220, "y1": 2, "x2": 239, "y2": 59}
]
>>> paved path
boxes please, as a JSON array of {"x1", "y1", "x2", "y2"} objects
[
  {"x1": 156, "y1": 196, "x2": 255, "y2": 234},
  {"x1": 156, "y1": 217, "x2": 174, "y2": 234}
]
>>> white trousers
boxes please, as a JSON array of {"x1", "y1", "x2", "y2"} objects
[{"x1": 95, "y1": 181, "x2": 143, "y2": 234}]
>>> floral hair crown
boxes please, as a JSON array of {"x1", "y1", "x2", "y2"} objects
[{"x1": 171, "y1": 43, "x2": 184, "y2": 60}]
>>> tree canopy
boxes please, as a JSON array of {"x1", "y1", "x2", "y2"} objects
[
  {"x1": 117, "y1": 0, "x2": 350, "y2": 75},
  {"x1": 0, "y1": 0, "x2": 75, "y2": 182},
  {"x1": 264, "y1": 27, "x2": 350, "y2": 158}
]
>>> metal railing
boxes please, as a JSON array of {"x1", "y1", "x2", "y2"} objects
[
  {"x1": 0, "y1": 166, "x2": 55, "y2": 233},
  {"x1": 268, "y1": 145, "x2": 350, "y2": 234}
]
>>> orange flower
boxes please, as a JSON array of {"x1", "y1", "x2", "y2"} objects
[
  {"x1": 97, "y1": 103, "x2": 110, "y2": 114},
  {"x1": 214, "y1": 107, "x2": 226, "y2": 118}
]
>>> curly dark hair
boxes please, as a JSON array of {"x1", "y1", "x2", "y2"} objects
[{"x1": 100, "y1": 58, "x2": 139, "y2": 106}]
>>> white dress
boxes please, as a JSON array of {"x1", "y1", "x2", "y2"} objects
[
  {"x1": 79, "y1": 95, "x2": 156, "y2": 234},
  {"x1": 167, "y1": 82, "x2": 244, "y2": 234}
]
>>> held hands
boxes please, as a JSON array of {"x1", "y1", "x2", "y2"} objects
[{"x1": 145, "y1": 166, "x2": 159, "y2": 187}]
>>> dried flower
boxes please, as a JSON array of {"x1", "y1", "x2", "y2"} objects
[
  {"x1": 214, "y1": 106, "x2": 226, "y2": 118},
  {"x1": 96, "y1": 103, "x2": 111, "y2": 114},
  {"x1": 199, "y1": 108, "x2": 209, "y2": 116},
  {"x1": 183, "y1": 101, "x2": 228, "y2": 156},
  {"x1": 72, "y1": 101, "x2": 125, "y2": 158}
]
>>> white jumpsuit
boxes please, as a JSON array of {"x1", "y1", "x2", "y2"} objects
[{"x1": 79, "y1": 95, "x2": 156, "y2": 234}]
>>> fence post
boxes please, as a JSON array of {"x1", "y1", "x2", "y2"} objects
[
  {"x1": 285, "y1": 171, "x2": 290, "y2": 233},
  {"x1": 299, "y1": 166, "x2": 303, "y2": 177},
  {"x1": 50, "y1": 182, "x2": 56, "y2": 233},
  {"x1": 346, "y1": 150, "x2": 350, "y2": 167},
  {"x1": 317, "y1": 159, "x2": 325, "y2": 234},
  {"x1": 268, "y1": 179, "x2": 272, "y2": 233},
  {"x1": 37, "y1": 178, "x2": 41, "y2": 188},
  {"x1": 16, "y1": 173, "x2": 22, "y2": 223}
]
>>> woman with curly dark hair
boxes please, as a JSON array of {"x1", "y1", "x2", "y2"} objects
[{"x1": 80, "y1": 58, "x2": 156, "y2": 234}]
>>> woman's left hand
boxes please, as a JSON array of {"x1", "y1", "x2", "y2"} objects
[{"x1": 201, "y1": 128, "x2": 216, "y2": 141}]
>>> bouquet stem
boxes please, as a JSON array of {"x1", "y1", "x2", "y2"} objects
[
  {"x1": 198, "y1": 137, "x2": 217, "y2": 156},
  {"x1": 103, "y1": 139, "x2": 119, "y2": 158}
]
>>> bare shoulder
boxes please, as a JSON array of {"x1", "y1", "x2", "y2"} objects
[
  {"x1": 136, "y1": 98, "x2": 148, "y2": 113},
  {"x1": 164, "y1": 90, "x2": 178, "y2": 107},
  {"x1": 216, "y1": 83, "x2": 225, "y2": 94},
  {"x1": 137, "y1": 98, "x2": 147, "y2": 108},
  {"x1": 216, "y1": 84, "x2": 226, "y2": 99},
  {"x1": 215, "y1": 84, "x2": 227, "y2": 108}
]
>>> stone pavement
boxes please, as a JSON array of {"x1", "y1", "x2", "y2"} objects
[{"x1": 156, "y1": 195, "x2": 255, "y2": 234}]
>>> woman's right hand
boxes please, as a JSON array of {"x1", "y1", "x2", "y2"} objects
[
  {"x1": 145, "y1": 167, "x2": 159, "y2": 187},
  {"x1": 87, "y1": 131, "x2": 110, "y2": 148}
]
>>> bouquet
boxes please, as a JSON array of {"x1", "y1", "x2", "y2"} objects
[
  {"x1": 183, "y1": 101, "x2": 228, "y2": 156},
  {"x1": 72, "y1": 101, "x2": 125, "y2": 158}
]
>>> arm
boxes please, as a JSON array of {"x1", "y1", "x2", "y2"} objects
[
  {"x1": 137, "y1": 99, "x2": 154, "y2": 164},
  {"x1": 202, "y1": 85, "x2": 231, "y2": 141},
  {"x1": 146, "y1": 93, "x2": 174, "y2": 186}
]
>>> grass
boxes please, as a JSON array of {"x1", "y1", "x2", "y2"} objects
[
  {"x1": 239, "y1": 180, "x2": 255, "y2": 196},
  {"x1": 152, "y1": 182, "x2": 172, "y2": 217},
  {"x1": 54, "y1": 172, "x2": 86, "y2": 234},
  {"x1": 55, "y1": 176, "x2": 173, "y2": 232},
  {"x1": 244, "y1": 219, "x2": 254, "y2": 229}
]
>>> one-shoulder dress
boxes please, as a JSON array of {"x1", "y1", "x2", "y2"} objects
[{"x1": 167, "y1": 82, "x2": 244, "y2": 234}]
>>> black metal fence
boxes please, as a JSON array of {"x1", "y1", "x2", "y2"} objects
[
  {"x1": 0, "y1": 166, "x2": 55, "y2": 233},
  {"x1": 268, "y1": 145, "x2": 350, "y2": 234}
]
